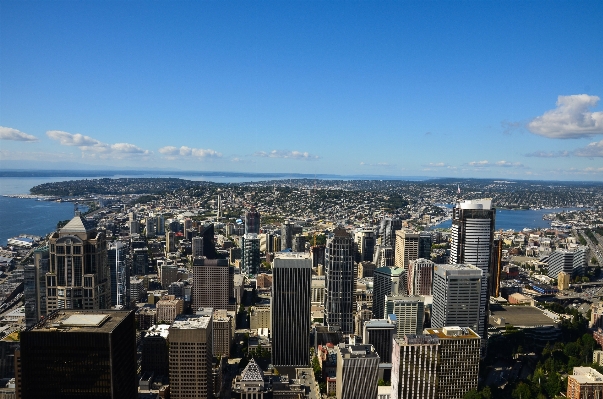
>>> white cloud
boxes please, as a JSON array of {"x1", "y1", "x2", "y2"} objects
[
  {"x1": 46, "y1": 130, "x2": 150, "y2": 158},
  {"x1": 525, "y1": 150, "x2": 570, "y2": 158},
  {"x1": 467, "y1": 160, "x2": 524, "y2": 168},
  {"x1": 468, "y1": 160, "x2": 490, "y2": 167},
  {"x1": 495, "y1": 160, "x2": 524, "y2": 168},
  {"x1": 527, "y1": 94, "x2": 603, "y2": 139},
  {"x1": 425, "y1": 162, "x2": 447, "y2": 167},
  {"x1": 254, "y1": 150, "x2": 319, "y2": 160},
  {"x1": 573, "y1": 139, "x2": 603, "y2": 157},
  {"x1": 159, "y1": 145, "x2": 221, "y2": 159},
  {"x1": 0, "y1": 126, "x2": 38, "y2": 141}
]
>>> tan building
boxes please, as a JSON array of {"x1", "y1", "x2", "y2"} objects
[
  {"x1": 250, "y1": 306, "x2": 271, "y2": 330},
  {"x1": 159, "y1": 264, "x2": 178, "y2": 288},
  {"x1": 212, "y1": 309, "x2": 234, "y2": 357},
  {"x1": 567, "y1": 367, "x2": 603, "y2": 399},
  {"x1": 394, "y1": 230, "x2": 419, "y2": 269},
  {"x1": 193, "y1": 258, "x2": 230, "y2": 310},
  {"x1": 156, "y1": 297, "x2": 184, "y2": 323},
  {"x1": 311, "y1": 276, "x2": 325, "y2": 304},
  {"x1": 46, "y1": 215, "x2": 111, "y2": 311},
  {"x1": 169, "y1": 313, "x2": 213, "y2": 399},
  {"x1": 357, "y1": 261, "x2": 376, "y2": 278},
  {"x1": 558, "y1": 271, "x2": 571, "y2": 290},
  {"x1": 424, "y1": 327, "x2": 480, "y2": 399},
  {"x1": 256, "y1": 273, "x2": 273, "y2": 289}
]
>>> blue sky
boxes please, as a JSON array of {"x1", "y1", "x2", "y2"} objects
[{"x1": 1, "y1": 1, "x2": 603, "y2": 180}]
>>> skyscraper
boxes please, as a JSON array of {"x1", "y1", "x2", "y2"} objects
[
  {"x1": 169, "y1": 313, "x2": 214, "y2": 399},
  {"x1": 431, "y1": 264, "x2": 482, "y2": 333},
  {"x1": 192, "y1": 258, "x2": 229, "y2": 310},
  {"x1": 192, "y1": 236, "x2": 203, "y2": 258},
  {"x1": 373, "y1": 267, "x2": 406, "y2": 319},
  {"x1": 46, "y1": 214, "x2": 110, "y2": 311},
  {"x1": 354, "y1": 229, "x2": 376, "y2": 262},
  {"x1": 394, "y1": 230, "x2": 419, "y2": 269},
  {"x1": 20, "y1": 310, "x2": 137, "y2": 399},
  {"x1": 407, "y1": 258, "x2": 434, "y2": 296},
  {"x1": 245, "y1": 207, "x2": 261, "y2": 235},
  {"x1": 363, "y1": 318, "x2": 396, "y2": 363},
  {"x1": 391, "y1": 334, "x2": 439, "y2": 399},
  {"x1": 272, "y1": 253, "x2": 311, "y2": 367},
  {"x1": 385, "y1": 295, "x2": 425, "y2": 338},
  {"x1": 23, "y1": 246, "x2": 49, "y2": 328},
  {"x1": 241, "y1": 233, "x2": 261, "y2": 275},
  {"x1": 335, "y1": 344, "x2": 380, "y2": 399},
  {"x1": 108, "y1": 241, "x2": 129, "y2": 308},
  {"x1": 449, "y1": 198, "x2": 495, "y2": 340},
  {"x1": 324, "y1": 228, "x2": 356, "y2": 334}
]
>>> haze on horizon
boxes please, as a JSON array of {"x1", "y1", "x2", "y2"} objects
[{"x1": 1, "y1": 1, "x2": 602, "y2": 181}]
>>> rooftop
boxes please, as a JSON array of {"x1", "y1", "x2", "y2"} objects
[
  {"x1": 489, "y1": 305, "x2": 558, "y2": 328},
  {"x1": 31, "y1": 310, "x2": 131, "y2": 333},
  {"x1": 171, "y1": 314, "x2": 211, "y2": 330},
  {"x1": 424, "y1": 326, "x2": 480, "y2": 339}
]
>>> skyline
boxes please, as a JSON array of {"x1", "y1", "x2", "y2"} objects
[{"x1": 1, "y1": 1, "x2": 603, "y2": 180}]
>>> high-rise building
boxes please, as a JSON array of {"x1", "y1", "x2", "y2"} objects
[
  {"x1": 354, "y1": 229, "x2": 376, "y2": 262},
  {"x1": 166, "y1": 231, "x2": 176, "y2": 253},
  {"x1": 424, "y1": 327, "x2": 480, "y2": 399},
  {"x1": 192, "y1": 258, "x2": 229, "y2": 310},
  {"x1": 108, "y1": 241, "x2": 129, "y2": 308},
  {"x1": 325, "y1": 228, "x2": 357, "y2": 334},
  {"x1": 156, "y1": 297, "x2": 184, "y2": 323},
  {"x1": 46, "y1": 215, "x2": 110, "y2": 311},
  {"x1": 431, "y1": 264, "x2": 482, "y2": 334},
  {"x1": 379, "y1": 218, "x2": 402, "y2": 248},
  {"x1": 192, "y1": 236, "x2": 203, "y2": 258},
  {"x1": 159, "y1": 264, "x2": 178, "y2": 288},
  {"x1": 211, "y1": 309, "x2": 234, "y2": 357},
  {"x1": 141, "y1": 324, "x2": 170, "y2": 377},
  {"x1": 418, "y1": 232, "x2": 432, "y2": 260},
  {"x1": 394, "y1": 230, "x2": 419, "y2": 269},
  {"x1": 156, "y1": 214, "x2": 165, "y2": 235},
  {"x1": 373, "y1": 267, "x2": 406, "y2": 319},
  {"x1": 132, "y1": 247, "x2": 149, "y2": 276},
  {"x1": 20, "y1": 310, "x2": 137, "y2": 399},
  {"x1": 245, "y1": 207, "x2": 261, "y2": 235},
  {"x1": 281, "y1": 222, "x2": 302, "y2": 251},
  {"x1": 169, "y1": 313, "x2": 214, "y2": 399},
  {"x1": 407, "y1": 258, "x2": 434, "y2": 296},
  {"x1": 363, "y1": 318, "x2": 396, "y2": 363},
  {"x1": 335, "y1": 344, "x2": 380, "y2": 399},
  {"x1": 547, "y1": 247, "x2": 588, "y2": 279},
  {"x1": 374, "y1": 245, "x2": 394, "y2": 267},
  {"x1": 24, "y1": 246, "x2": 49, "y2": 328},
  {"x1": 272, "y1": 253, "x2": 311, "y2": 367},
  {"x1": 241, "y1": 233, "x2": 261, "y2": 275},
  {"x1": 449, "y1": 199, "x2": 495, "y2": 340},
  {"x1": 145, "y1": 218, "x2": 156, "y2": 238},
  {"x1": 391, "y1": 334, "x2": 439, "y2": 399},
  {"x1": 385, "y1": 295, "x2": 425, "y2": 338}
]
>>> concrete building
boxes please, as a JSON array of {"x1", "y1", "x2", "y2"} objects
[
  {"x1": 354, "y1": 229, "x2": 376, "y2": 262},
  {"x1": 432, "y1": 264, "x2": 482, "y2": 333},
  {"x1": 159, "y1": 264, "x2": 178, "y2": 288},
  {"x1": 424, "y1": 327, "x2": 480, "y2": 399},
  {"x1": 363, "y1": 318, "x2": 396, "y2": 364},
  {"x1": 192, "y1": 236, "x2": 203, "y2": 258},
  {"x1": 129, "y1": 277, "x2": 144, "y2": 303},
  {"x1": 156, "y1": 297, "x2": 184, "y2": 323},
  {"x1": 394, "y1": 230, "x2": 419, "y2": 269},
  {"x1": 449, "y1": 199, "x2": 495, "y2": 341},
  {"x1": 373, "y1": 267, "x2": 407, "y2": 319},
  {"x1": 272, "y1": 253, "x2": 311, "y2": 367},
  {"x1": 242, "y1": 233, "x2": 261, "y2": 275},
  {"x1": 20, "y1": 310, "x2": 137, "y2": 399},
  {"x1": 46, "y1": 215, "x2": 111, "y2": 311},
  {"x1": 311, "y1": 276, "x2": 326, "y2": 304},
  {"x1": 108, "y1": 241, "x2": 129, "y2": 308},
  {"x1": 211, "y1": 308, "x2": 234, "y2": 357},
  {"x1": 250, "y1": 306, "x2": 271, "y2": 330},
  {"x1": 558, "y1": 271, "x2": 571, "y2": 290},
  {"x1": 245, "y1": 207, "x2": 261, "y2": 235},
  {"x1": 385, "y1": 295, "x2": 425, "y2": 338},
  {"x1": 567, "y1": 367, "x2": 603, "y2": 399},
  {"x1": 325, "y1": 228, "x2": 356, "y2": 334},
  {"x1": 23, "y1": 246, "x2": 49, "y2": 328},
  {"x1": 355, "y1": 303, "x2": 373, "y2": 337},
  {"x1": 391, "y1": 334, "x2": 439, "y2": 399},
  {"x1": 141, "y1": 324, "x2": 170, "y2": 377},
  {"x1": 408, "y1": 258, "x2": 434, "y2": 296},
  {"x1": 357, "y1": 261, "x2": 377, "y2": 278},
  {"x1": 169, "y1": 313, "x2": 214, "y2": 399},
  {"x1": 192, "y1": 258, "x2": 230, "y2": 310},
  {"x1": 335, "y1": 344, "x2": 380, "y2": 399},
  {"x1": 548, "y1": 248, "x2": 588, "y2": 279}
]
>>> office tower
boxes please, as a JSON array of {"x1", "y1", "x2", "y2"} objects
[
  {"x1": 431, "y1": 264, "x2": 482, "y2": 333},
  {"x1": 449, "y1": 198, "x2": 495, "y2": 340},
  {"x1": 335, "y1": 344, "x2": 380, "y2": 399},
  {"x1": 418, "y1": 232, "x2": 432, "y2": 259},
  {"x1": 132, "y1": 247, "x2": 149, "y2": 275},
  {"x1": 46, "y1": 214, "x2": 110, "y2": 311},
  {"x1": 242, "y1": 233, "x2": 261, "y2": 275},
  {"x1": 157, "y1": 297, "x2": 184, "y2": 323},
  {"x1": 293, "y1": 234, "x2": 307, "y2": 252},
  {"x1": 192, "y1": 258, "x2": 229, "y2": 310},
  {"x1": 20, "y1": 310, "x2": 137, "y2": 399},
  {"x1": 489, "y1": 238, "x2": 503, "y2": 297},
  {"x1": 310, "y1": 245, "x2": 326, "y2": 269},
  {"x1": 424, "y1": 327, "x2": 480, "y2": 399},
  {"x1": 183, "y1": 218, "x2": 193, "y2": 233},
  {"x1": 130, "y1": 277, "x2": 144, "y2": 303},
  {"x1": 260, "y1": 233, "x2": 272, "y2": 253},
  {"x1": 145, "y1": 218, "x2": 156, "y2": 238},
  {"x1": 379, "y1": 218, "x2": 402, "y2": 248},
  {"x1": 394, "y1": 230, "x2": 419, "y2": 268},
  {"x1": 311, "y1": 276, "x2": 326, "y2": 304},
  {"x1": 166, "y1": 231, "x2": 176, "y2": 253},
  {"x1": 211, "y1": 309, "x2": 234, "y2": 357},
  {"x1": 192, "y1": 236, "x2": 203, "y2": 258},
  {"x1": 385, "y1": 295, "x2": 425, "y2": 338},
  {"x1": 547, "y1": 247, "x2": 588, "y2": 279},
  {"x1": 159, "y1": 264, "x2": 178, "y2": 288},
  {"x1": 272, "y1": 253, "x2": 311, "y2": 367},
  {"x1": 141, "y1": 324, "x2": 170, "y2": 377},
  {"x1": 374, "y1": 245, "x2": 395, "y2": 267},
  {"x1": 281, "y1": 222, "x2": 302, "y2": 251},
  {"x1": 391, "y1": 334, "x2": 439, "y2": 399},
  {"x1": 408, "y1": 258, "x2": 434, "y2": 296},
  {"x1": 325, "y1": 228, "x2": 357, "y2": 334},
  {"x1": 108, "y1": 241, "x2": 129, "y2": 308},
  {"x1": 156, "y1": 214, "x2": 165, "y2": 235},
  {"x1": 169, "y1": 313, "x2": 213, "y2": 399},
  {"x1": 199, "y1": 224, "x2": 220, "y2": 259},
  {"x1": 355, "y1": 303, "x2": 373, "y2": 337},
  {"x1": 567, "y1": 367, "x2": 603, "y2": 399},
  {"x1": 245, "y1": 207, "x2": 261, "y2": 235},
  {"x1": 23, "y1": 246, "x2": 49, "y2": 328},
  {"x1": 354, "y1": 229, "x2": 376, "y2": 262},
  {"x1": 129, "y1": 220, "x2": 139, "y2": 235},
  {"x1": 373, "y1": 267, "x2": 407, "y2": 319},
  {"x1": 363, "y1": 318, "x2": 395, "y2": 363}
]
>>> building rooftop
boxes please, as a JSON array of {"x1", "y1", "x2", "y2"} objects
[
  {"x1": 171, "y1": 314, "x2": 211, "y2": 330},
  {"x1": 147, "y1": 324, "x2": 170, "y2": 339},
  {"x1": 424, "y1": 326, "x2": 480, "y2": 339},
  {"x1": 571, "y1": 367, "x2": 603, "y2": 384},
  {"x1": 489, "y1": 305, "x2": 558, "y2": 328},
  {"x1": 31, "y1": 310, "x2": 131, "y2": 333},
  {"x1": 60, "y1": 215, "x2": 97, "y2": 233}
]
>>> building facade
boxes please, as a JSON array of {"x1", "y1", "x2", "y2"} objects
[
  {"x1": 391, "y1": 334, "x2": 439, "y2": 399},
  {"x1": 373, "y1": 267, "x2": 406, "y2": 319},
  {"x1": 335, "y1": 344, "x2": 380, "y2": 399},
  {"x1": 192, "y1": 258, "x2": 229, "y2": 310},
  {"x1": 385, "y1": 295, "x2": 425, "y2": 338}
]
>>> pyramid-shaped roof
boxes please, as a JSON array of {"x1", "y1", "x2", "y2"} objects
[
  {"x1": 241, "y1": 358, "x2": 264, "y2": 382},
  {"x1": 60, "y1": 215, "x2": 96, "y2": 234}
]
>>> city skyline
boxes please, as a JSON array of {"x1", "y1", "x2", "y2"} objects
[{"x1": 1, "y1": 1, "x2": 603, "y2": 180}]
